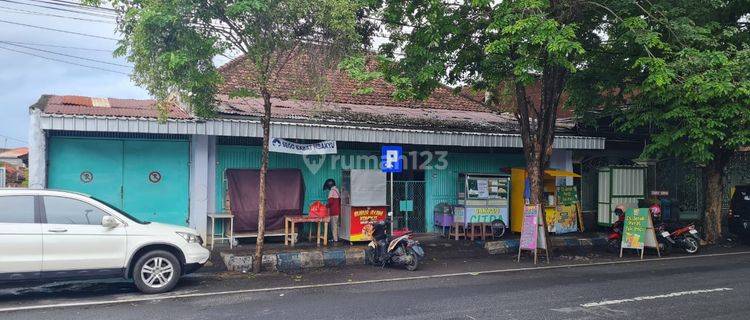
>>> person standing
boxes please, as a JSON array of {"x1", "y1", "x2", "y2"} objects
[{"x1": 324, "y1": 179, "x2": 341, "y2": 242}]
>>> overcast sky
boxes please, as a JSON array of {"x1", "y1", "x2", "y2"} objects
[{"x1": 0, "y1": 1, "x2": 233, "y2": 149}]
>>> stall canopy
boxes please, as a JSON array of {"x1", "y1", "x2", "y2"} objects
[
  {"x1": 226, "y1": 169, "x2": 305, "y2": 233},
  {"x1": 544, "y1": 170, "x2": 581, "y2": 178}
]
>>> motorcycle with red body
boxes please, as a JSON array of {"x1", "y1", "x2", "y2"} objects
[
  {"x1": 656, "y1": 221, "x2": 701, "y2": 254},
  {"x1": 606, "y1": 205, "x2": 626, "y2": 253}
]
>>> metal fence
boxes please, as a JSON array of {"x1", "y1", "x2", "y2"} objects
[{"x1": 388, "y1": 181, "x2": 427, "y2": 232}]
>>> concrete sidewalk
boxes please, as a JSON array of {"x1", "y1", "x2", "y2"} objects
[{"x1": 218, "y1": 233, "x2": 609, "y2": 272}]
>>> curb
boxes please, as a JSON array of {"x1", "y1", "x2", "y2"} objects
[
  {"x1": 221, "y1": 248, "x2": 366, "y2": 273},
  {"x1": 484, "y1": 235, "x2": 608, "y2": 255}
]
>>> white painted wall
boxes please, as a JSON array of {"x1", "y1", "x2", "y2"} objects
[
  {"x1": 28, "y1": 108, "x2": 46, "y2": 189},
  {"x1": 189, "y1": 135, "x2": 215, "y2": 239},
  {"x1": 549, "y1": 149, "x2": 574, "y2": 186}
]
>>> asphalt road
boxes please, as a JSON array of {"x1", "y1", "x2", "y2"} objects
[{"x1": 1, "y1": 251, "x2": 749, "y2": 320}]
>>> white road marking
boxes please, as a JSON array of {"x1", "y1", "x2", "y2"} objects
[
  {"x1": 0, "y1": 250, "x2": 749, "y2": 313},
  {"x1": 581, "y1": 287, "x2": 733, "y2": 308}
]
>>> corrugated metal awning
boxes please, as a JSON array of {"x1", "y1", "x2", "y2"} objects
[{"x1": 39, "y1": 114, "x2": 605, "y2": 150}]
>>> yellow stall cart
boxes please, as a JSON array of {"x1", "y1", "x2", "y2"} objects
[{"x1": 510, "y1": 168, "x2": 583, "y2": 234}]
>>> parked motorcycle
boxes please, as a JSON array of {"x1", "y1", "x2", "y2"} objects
[
  {"x1": 365, "y1": 219, "x2": 425, "y2": 271},
  {"x1": 607, "y1": 205, "x2": 626, "y2": 253},
  {"x1": 656, "y1": 222, "x2": 701, "y2": 254}
]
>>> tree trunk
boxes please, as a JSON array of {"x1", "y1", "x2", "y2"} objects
[
  {"x1": 253, "y1": 90, "x2": 272, "y2": 273},
  {"x1": 703, "y1": 151, "x2": 730, "y2": 244}
]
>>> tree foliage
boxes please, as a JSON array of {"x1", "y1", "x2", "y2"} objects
[
  {"x1": 569, "y1": 0, "x2": 750, "y2": 241},
  {"x1": 375, "y1": 0, "x2": 603, "y2": 207}
]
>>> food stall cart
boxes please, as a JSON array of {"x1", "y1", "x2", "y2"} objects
[
  {"x1": 450, "y1": 173, "x2": 510, "y2": 239},
  {"x1": 340, "y1": 169, "x2": 388, "y2": 242},
  {"x1": 510, "y1": 168, "x2": 583, "y2": 234}
]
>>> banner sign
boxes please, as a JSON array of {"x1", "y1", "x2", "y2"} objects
[
  {"x1": 519, "y1": 206, "x2": 540, "y2": 250},
  {"x1": 269, "y1": 138, "x2": 337, "y2": 155},
  {"x1": 350, "y1": 206, "x2": 387, "y2": 242},
  {"x1": 621, "y1": 208, "x2": 648, "y2": 249},
  {"x1": 547, "y1": 205, "x2": 579, "y2": 234},
  {"x1": 556, "y1": 186, "x2": 579, "y2": 206}
]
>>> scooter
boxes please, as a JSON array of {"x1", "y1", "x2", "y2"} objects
[
  {"x1": 365, "y1": 219, "x2": 425, "y2": 271},
  {"x1": 607, "y1": 206, "x2": 626, "y2": 253},
  {"x1": 657, "y1": 222, "x2": 701, "y2": 254}
]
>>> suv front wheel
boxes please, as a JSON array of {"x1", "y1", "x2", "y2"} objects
[{"x1": 133, "y1": 250, "x2": 182, "y2": 294}]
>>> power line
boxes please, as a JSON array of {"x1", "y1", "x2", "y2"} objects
[
  {"x1": 0, "y1": 40, "x2": 130, "y2": 67},
  {"x1": 0, "y1": 18, "x2": 119, "y2": 40},
  {"x1": 0, "y1": 45, "x2": 130, "y2": 75},
  {"x1": 0, "y1": 0, "x2": 116, "y2": 18},
  {"x1": 0, "y1": 133, "x2": 28, "y2": 144},
  {"x1": 0, "y1": 39, "x2": 114, "y2": 52},
  {"x1": 24, "y1": 0, "x2": 116, "y2": 13},
  {"x1": 0, "y1": 5, "x2": 114, "y2": 23}
]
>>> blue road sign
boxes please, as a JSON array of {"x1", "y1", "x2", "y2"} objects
[{"x1": 381, "y1": 146, "x2": 403, "y2": 173}]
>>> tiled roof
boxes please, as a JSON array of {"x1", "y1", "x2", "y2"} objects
[
  {"x1": 217, "y1": 54, "x2": 492, "y2": 113},
  {"x1": 36, "y1": 95, "x2": 192, "y2": 119},
  {"x1": 0, "y1": 147, "x2": 28, "y2": 158},
  {"x1": 215, "y1": 95, "x2": 528, "y2": 133}
]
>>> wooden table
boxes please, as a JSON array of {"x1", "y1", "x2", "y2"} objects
[
  {"x1": 208, "y1": 213, "x2": 234, "y2": 249},
  {"x1": 284, "y1": 215, "x2": 329, "y2": 246}
]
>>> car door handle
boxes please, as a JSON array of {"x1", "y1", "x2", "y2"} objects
[{"x1": 48, "y1": 228, "x2": 68, "y2": 233}]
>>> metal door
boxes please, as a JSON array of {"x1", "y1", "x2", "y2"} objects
[
  {"x1": 48, "y1": 138, "x2": 124, "y2": 207},
  {"x1": 390, "y1": 181, "x2": 426, "y2": 232},
  {"x1": 122, "y1": 140, "x2": 189, "y2": 225}
]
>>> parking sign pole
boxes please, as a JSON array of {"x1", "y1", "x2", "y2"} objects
[{"x1": 390, "y1": 172, "x2": 394, "y2": 232}]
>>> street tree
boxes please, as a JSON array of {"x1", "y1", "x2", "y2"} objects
[
  {"x1": 569, "y1": 0, "x2": 750, "y2": 242},
  {"x1": 87, "y1": 0, "x2": 364, "y2": 272},
  {"x1": 374, "y1": 0, "x2": 601, "y2": 206}
]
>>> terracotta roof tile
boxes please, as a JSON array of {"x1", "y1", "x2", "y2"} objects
[
  {"x1": 39, "y1": 95, "x2": 192, "y2": 119},
  {"x1": 217, "y1": 54, "x2": 492, "y2": 113},
  {"x1": 0, "y1": 147, "x2": 28, "y2": 158}
]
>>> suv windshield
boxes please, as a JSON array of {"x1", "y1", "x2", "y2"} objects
[{"x1": 90, "y1": 196, "x2": 150, "y2": 224}]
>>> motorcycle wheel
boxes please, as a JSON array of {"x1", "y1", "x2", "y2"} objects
[
  {"x1": 365, "y1": 247, "x2": 377, "y2": 265},
  {"x1": 683, "y1": 237, "x2": 700, "y2": 254},
  {"x1": 405, "y1": 248, "x2": 419, "y2": 271},
  {"x1": 607, "y1": 238, "x2": 620, "y2": 254}
]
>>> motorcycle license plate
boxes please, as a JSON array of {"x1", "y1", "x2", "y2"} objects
[
  {"x1": 689, "y1": 229, "x2": 699, "y2": 235},
  {"x1": 661, "y1": 231, "x2": 671, "y2": 237}
]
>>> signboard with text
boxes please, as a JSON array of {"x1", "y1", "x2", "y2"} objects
[
  {"x1": 349, "y1": 206, "x2": 387, "y2": 242},
  {"x1": 621, "y1": 208, "x2": 648, "y2": 250}
]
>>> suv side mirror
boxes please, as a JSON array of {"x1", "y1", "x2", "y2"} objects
[{"x1": 102, "y1": 216, "x2": 119, "y2": 228}]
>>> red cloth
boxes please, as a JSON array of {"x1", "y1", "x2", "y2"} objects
[{"x1": 327, "y1": 197, "x2": 341, "y2": 216}]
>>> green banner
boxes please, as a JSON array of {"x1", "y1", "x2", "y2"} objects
[
  {"x1": 621, "y1": 208, "x2": 648, "y2": 249},
  {"x1": 556, "y1": 186, "x2": 579, "y2": 206}
]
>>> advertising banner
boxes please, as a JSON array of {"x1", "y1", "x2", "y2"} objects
[
  {"x1": 269, "y1": 138, "x2": 337, "y2": 155},
  {"x1": 621, "y1": 208, "x2": 648, "y2": 250},
  {"x1": 519, "y1": 206, "x2": 540, "y2": 250},
  {"x1": 349, "y1": 206, "x2": 387, "y2": 242}
]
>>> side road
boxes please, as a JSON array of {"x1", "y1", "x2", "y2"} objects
[{"x1": 0, "y1": 244, "x2": 747, "y2": 313}]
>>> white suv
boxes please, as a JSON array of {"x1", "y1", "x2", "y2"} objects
[{"x1": 0, "y1": 189, "x2": 210, "y2": 294}]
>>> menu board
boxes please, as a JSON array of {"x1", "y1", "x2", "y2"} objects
[
  {"x1": 621, "y1": 208, "x2": 648, "y2": 249},
  {"x1": 519, "y1": 205, "x2": 546, "y2": 250},
  {"x1": 477, "y1": 179, "x2": 489, "y2": 199},
  {"x1": 556, "y1": 186, "x2": 579, "y2": 206}
]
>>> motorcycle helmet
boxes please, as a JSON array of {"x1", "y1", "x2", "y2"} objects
[
  {"x1": 650, "y1": 203, "x2": 662, "y2": 219},
  {"x1": 323, "y1": 178, "x2": 336, "y2": 190},
  {"x1": 614, "y1": 204, "x2": 626, "y2": 216}
]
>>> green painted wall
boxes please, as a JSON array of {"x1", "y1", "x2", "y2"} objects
[
  {"x1": 424, "y1": 152, "x2": 525, "y2": 231},
  {"x1": 215, "y1": 145, "x2": 380, "y2": 213},
  {"x1": 215, "y1": 145, "x2": 524, "y2": 232}
]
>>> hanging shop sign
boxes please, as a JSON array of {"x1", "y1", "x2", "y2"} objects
[{"x1": 269, "y1": 138, "x2": 337, "y2": 155}]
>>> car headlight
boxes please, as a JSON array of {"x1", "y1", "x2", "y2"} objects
[{"x1": 176, "y1": 232, "x2": 203, "y2": 245}]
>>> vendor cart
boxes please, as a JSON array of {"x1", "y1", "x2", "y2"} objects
[
  {"x1": 453, "y1": 173, "x2": 511, "y2": 238},
  {"x1": 340, "y1": 169, "x2": 388, "y2": 242}
]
